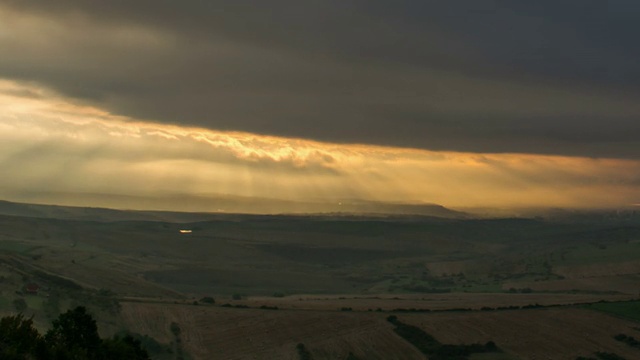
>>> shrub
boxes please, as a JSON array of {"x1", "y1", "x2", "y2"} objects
[{"x1": 199, "y1": 296, "x2": 215, "y2": 304}]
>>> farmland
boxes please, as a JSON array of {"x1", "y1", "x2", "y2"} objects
[
  {"x1": 116, "y1": 301, "x2": 640, "y2": 360},
  {"x1": 0, "y1": 201, "x2": 639, "y2": 359}
]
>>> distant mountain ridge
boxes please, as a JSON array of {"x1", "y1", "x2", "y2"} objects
[{"x1": 0, "y1": 198, "x2": 468, "y2": 223}]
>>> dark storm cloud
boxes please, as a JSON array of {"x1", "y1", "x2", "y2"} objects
[{"x1": 2, "y1": 1, "x2": 640, "y2": 158}]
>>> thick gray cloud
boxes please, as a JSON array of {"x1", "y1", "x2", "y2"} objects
[{"x1": 1, "y1": 1, "x2": 640, "y2": 158}]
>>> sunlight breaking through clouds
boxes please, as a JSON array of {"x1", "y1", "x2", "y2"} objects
[{"x1": 1, "y1": 79, "x2": 639, "y2": 212}]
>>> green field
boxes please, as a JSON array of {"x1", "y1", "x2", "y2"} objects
[{"x1": 585, "y1": 301, "x2": 640, "y2": 322}]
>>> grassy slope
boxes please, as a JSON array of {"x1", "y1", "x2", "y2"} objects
[{"x1": 1, "y1": 212, "x2": 640, "y2": 297}]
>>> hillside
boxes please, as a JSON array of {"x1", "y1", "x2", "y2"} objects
[{"x1": 0, "y1": 202, "x2": 639, "y2": 358}]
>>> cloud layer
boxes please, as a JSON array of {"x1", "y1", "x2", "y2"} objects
[
  {"x1": 1, "y1": 80, "x2": 639, "y2": 211},
  {"x1": 1, "y1": 2, "x2": 639, "y2": 158}
]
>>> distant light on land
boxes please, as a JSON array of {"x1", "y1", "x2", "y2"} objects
[{"x1": 179, "y1": 230, "x2": 192, "y2": 234}]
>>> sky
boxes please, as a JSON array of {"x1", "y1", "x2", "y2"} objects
[{"x1": 1, "y1": 1, "x2": 639, "y2": 212}]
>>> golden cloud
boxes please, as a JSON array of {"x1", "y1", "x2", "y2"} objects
[{"x1": 0, "y1": 79, "x2": 639, "y2": 211}]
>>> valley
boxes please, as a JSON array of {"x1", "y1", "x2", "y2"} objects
[{"x1": 1, "y1": 201, "x2": 639, "y2": 359}]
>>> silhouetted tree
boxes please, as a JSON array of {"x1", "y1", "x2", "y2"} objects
[
  {"x1": 45, "y1": 306, "x2": 102, "y2": 358},
  {"x1": 0, "y1": 314, "x2": 43, "y2": 359},
  {"x1": 0, "y1": 306, "x2": 150, "y2": 359}
]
